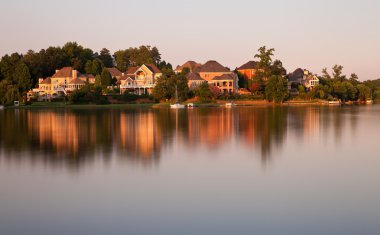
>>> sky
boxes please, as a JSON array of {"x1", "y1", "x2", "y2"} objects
[{"x1": 0, "y1": 0, "x2": 379, "y2": 80}]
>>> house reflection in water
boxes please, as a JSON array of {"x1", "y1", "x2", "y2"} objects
[
  {"x1": 187, "y1": 108, "x2": 235, "y2": 148},
  {"x1": 0, "y1": 106, "x2": 329, "y2": 169},
  {"x1": 119, "y1": 111, "x2": 162, "y2": 165}
]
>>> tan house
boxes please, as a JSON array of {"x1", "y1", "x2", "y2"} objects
[
  {"x1": 211, "y1": 74, "x2": 237, "y2": 93},
  {"x1": 175, "y1": 61, "x2": 202, "y2": 74},
  {"x1": 119, "y1": 64, "x2": 162, "y2": 95},
  {"x1": 303, "y1": 70, "x2": 320, "y2": 90},
  {"x1": 38, "y1": 67, "x2": 94, "y2": 96},
  {"x1": 190, "y1": 60, "x2": 238, "y2": 93}
]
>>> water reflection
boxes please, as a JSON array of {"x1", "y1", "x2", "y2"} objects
[{"x1": 0, "y1": 106, "x2": 365, "y2": 169}]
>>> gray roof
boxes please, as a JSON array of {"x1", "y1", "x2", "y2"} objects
[
  {"x1": 287, "y1": 68, "x2": 304, "y2": 82},
  {"x1": 237, "y1": 61, "x2": 257, "y2": 70},
  {"x1": 195, "y1": 60, "x2": 230, "y2": 73},
  {"x1": 186, "y1": 72, "x2": 205, "y2": 81},
  {"x1": 212, "y1": 74, "x2": 236, "y2": 81}
]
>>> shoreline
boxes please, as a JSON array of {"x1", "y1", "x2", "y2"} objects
[{"x1": 1, "y1": 99, "x2": 377, "y2": 110}]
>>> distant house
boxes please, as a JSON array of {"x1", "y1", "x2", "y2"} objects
[
  {"x1": 38, "y1": 67, "x2": 94, "y2": 96},
  {"x1": 237, "y1": 61, "x2": 257, "y2": 80},
  {"x1": 119, "y1": 64, "x2": 162, "y2": 95},
  {"x1": 182, "y1": 60, "x2": 238, "y2": 93},
  {"x1": 175, "y1": 61, "x2": 202, "y2": 74},
  {"x1": 287, "y1": 68, "x2": 319, "y2": 90}
]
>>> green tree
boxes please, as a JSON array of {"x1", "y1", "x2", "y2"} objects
[
  {"x1": 113, "y1": 50, "x2": 129, "y2": 72},
  {"x1": 98, "y1": 48, "x2": 113, "y2": 67},
  {"x1": 13, "y1": 62, "x2": 31, "y2": 92},
  {"x1": 265, "y1": 75, "x2": 289, "y2": 103},
  {"x1": 126, "y1": 45, "x2": 161, "y2": 66},
  {"x1": 152, "y1": 75, "x2": 169, "y2": 101},
  {"x1": 85, "y1": 59, "x2": 103, "y2": 75},
  {"x1": 100, "y1": 68, "x2": 112, "y2": 87},
  {"x1": 0, "y1": 53, "x2": 22, "y2": 81},
  {"x1": 94, "y1": 75, "x2": 102, "y2": 87},
  {"x1": 254, "y1": 46, "x2": 275, "y2": 79},
  {"x1": 357, "y1": 84, "x2": 372, "y2": 101},
  {"x1": 270, "y1": 59, "x2": 286, "y2": 76},
  {"x1": 332, "y1": 82, "x2": 347, "y2": 101},
  {"x1": 344, "y1": 82, "x2": 357, "y2": 100},
  {"x1": 152, "y1": 74, "x2": 188, "y2": 101},
  {"x1": 62, "y1": 42, "x2": 94, "y2": 72},
  {"x1": 349, "y1": 73, "x2": 359, "y2": 85},
  {"x1": 332, "y1": 65, "x2": 346, "y2": 82},
  {"x1": 195, "y1": 82, "x2": 213, "y2": 102},
  {"x1": 0, "y1": 80, "x2": 20, "y2": 105}
]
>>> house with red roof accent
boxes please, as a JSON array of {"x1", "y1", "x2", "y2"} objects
[{"x1": 237, "y1": 61, "x2": 258, "y2": 80}]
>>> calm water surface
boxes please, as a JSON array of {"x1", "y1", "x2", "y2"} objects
[{"x1": 0, "y1": 105, "x2": 379, "y2": 235}]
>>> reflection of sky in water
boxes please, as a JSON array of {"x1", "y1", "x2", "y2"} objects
[{"x1": 0, "y1": 106, "x2": 380, "y2": 235}]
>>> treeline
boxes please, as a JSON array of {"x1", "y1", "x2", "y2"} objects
[{"x1": 0, "y1": 42, "x2": 169, "y2": 105}]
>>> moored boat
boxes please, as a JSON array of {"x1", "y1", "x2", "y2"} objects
[
  {"x1": 170, "y1": 85, "x2": 185, "y2": 109},
  {"x1": 328, "y1": 100, "x2": 341, "y2": 106},
  {"x1": 170, "y1": 103, "x2": 185, "y2": 109},
  {"x1": 225, "y1": 102, "x2": 236, "y2": 108},
  {"x1": 0, "y1": 105, "x2": 4, "y2": 110},
  {"x1": 366, "y1": 99, "x2": 373, "y2": 104}
]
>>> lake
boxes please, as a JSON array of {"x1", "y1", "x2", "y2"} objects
[{"x1": 0, "y1": 105, "x2": 380, "y2": 235}]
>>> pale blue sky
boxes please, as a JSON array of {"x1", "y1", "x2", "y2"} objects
[{"x1": 0, "y1": 0, "x2": 379, "y2": 79}]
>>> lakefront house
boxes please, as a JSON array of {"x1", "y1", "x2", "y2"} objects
[
  {"x1": 38, "y1": 67, "x2": 95, "y2": 96},
  {"x1": 179, "y1": 60, "x2": 239, "y2": 93},
  {"x1": 287, "y1": 68, "x2": 320, "y2": 90},
  {"x1": 119, "y1": 64, "x2": 162, "y2": 95}
]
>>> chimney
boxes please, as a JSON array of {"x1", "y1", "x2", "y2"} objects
[
  {"x1": 122, "y1": 73, "x2": 125, "y2": 76},
  {"x1": 39, "y1": 78, "x2": 43, "y2": 84},
  {"x1": 72, "y1": 70, "x2": 78, "y2": 79},
  {"x1": 55, "y1": 70, "x2": 59, "y2": 74}
]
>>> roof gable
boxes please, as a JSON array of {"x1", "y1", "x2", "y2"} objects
[
  {"x1": 144, "y1": 64, "x2": 161, "y2": 73},
  {"x1": 40, "y1": 77, "x2": 52, "y2": 84},
  {"x1": 106, "y1": 67, "x2": 122, "y2": 77},
  {"x1": 198, "y1": 60, "x2": 230, "y2": 73},
  {"x1": 127, "y1": 67, "x2": 139, "y2": 75},
  {"x1": 176, "y1": 61, "x2": 202, "y2": 72},
  {"x1": 212, "y1": 74, "x2": 236, "y2": 81},
  {"x1": 237, "y1": 61, "x2": 257, "y2": 70},
  {"x1": 52, "y1": 67, "x2": 74, "y2": 78},
  {"x1": 186, "y1": 72, "x2": 205, "y2": 81},
  {"x1": 69, "y1": 78, "x2": 85, "y2": 85}
]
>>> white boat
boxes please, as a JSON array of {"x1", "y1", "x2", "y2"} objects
[
  {"x1": 225, "y1": 102, "x2": 236, "y2": 108},
  {"x1": 0, "y1": 105, "x2": 4, "y2": 110},
  {"x1": 170, "y1": 103, "x2": 185, "y2": 109},
  {"x1": 328, "y1": 100, "x2": 341, "y2": 106},
  {"x1": 366, "y1": 99, "x2": 373, "y2": 104},
  {"x1": 170, "y1": 85, "x2": 185, "y2": 109},
  {"x1": 187, "y1": 103, "x2": 195, "y2": 108}
]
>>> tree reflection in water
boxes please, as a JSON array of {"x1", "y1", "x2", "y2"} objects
[{"x1": 0, "y1": 106, "x2": 359, "y2": 170}]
